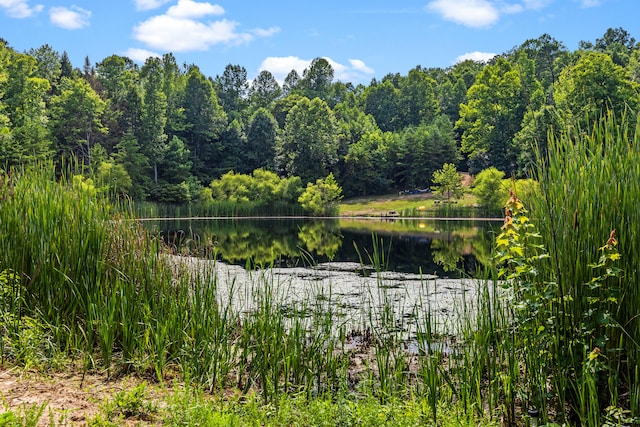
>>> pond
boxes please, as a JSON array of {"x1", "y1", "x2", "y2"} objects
[
  {"x1": 142, "y1": 215, "x2": 503, "y2": 335},
  {"x1": 140, "y1": 216, "x2": 501, "y2": 277}
]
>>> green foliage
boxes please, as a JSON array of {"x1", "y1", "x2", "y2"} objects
[
  {"x1": 342, "y1": 129, "x2": 393, "y2": 197},
  {"x1": 0, "y1": 402, "x2": 46, "y2": 427},
  {"x1": 431, "y1": 163, "x2": 463, "y2": 200},
  {"x1": 279, "y1": 96, "x2": 339, "y2": 184},
  {"x1": 49, "y1": 76, "x2": 107, "y2": 163},
  {"x1": 298, "y1": 173, "x2": 343, "y2": 216},
  {"x1": 554, "y1": 51, "x2": 639, "y2": 128},
  {"x1": 2, "y1": 28, "x2": 640, "y2": 200},
  {"x1": 105, "y1": 382, "x2": 156, "y2": 421},
  {"x1": 456, "y1": 57, "x2": 535, "y2": 174},
  {"x1": 495, "y1": 173, "x2": 627, "y2": 423},
  {"x1": 95, "y1": 161, "x2": 132, "y2": 195},
  {"x1": 472, "y1": 167, "x2": 506, "y2": 211},
  {"x1": 204, "y1": 169, "x2": 304, "y2": 215}
]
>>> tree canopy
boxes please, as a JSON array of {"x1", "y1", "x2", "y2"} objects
[{"x1": 0, "y1": 27, "x2": 638, "y2": 203}]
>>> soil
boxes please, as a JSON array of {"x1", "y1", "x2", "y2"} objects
[{"x1": 0, "y1": 366, "x2": 163, "y2": 426}]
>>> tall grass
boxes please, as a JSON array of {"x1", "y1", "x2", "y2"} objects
[{"x1": 526, "y1": 113, "x2": 640, "y2": 423}]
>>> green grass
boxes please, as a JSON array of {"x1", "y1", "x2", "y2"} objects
[{"x1": 339, "y1": 192, "x2": 480, "y2": 217}]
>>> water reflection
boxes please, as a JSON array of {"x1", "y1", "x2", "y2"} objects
[{"x1": 143, "y1": 217, "x2": 499, "y2": 277}]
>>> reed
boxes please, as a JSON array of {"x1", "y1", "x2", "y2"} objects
[
  {"x1": 8, "y1": 154, "x2": 640, "y2": 425},
  {"x1": 527, "y1": 112, "x2": 640, "y2": 422}
]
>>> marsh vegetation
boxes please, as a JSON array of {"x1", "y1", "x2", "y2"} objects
[{"x1": 2, "y1": 115, "x2": 640, "y2": 426}]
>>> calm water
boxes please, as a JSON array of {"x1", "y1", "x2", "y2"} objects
[{"x1": 141, "y1": 217, "x2": 500, "y2": 278}]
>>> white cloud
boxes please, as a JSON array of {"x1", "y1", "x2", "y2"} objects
[
  {"x1": 122, "y1": 47, "x2": 161, "y2": 63},
  {"x1": 349, "y1": 59, "x2": 374, "y2": 74},
  {"x1": 134, "y1": 16, "x2": 242, "y2": 51},
  {"x1": 455, "y1": 51, "x2": 497, "y2": 63},
  {"x1": 0, "y1": 0, "x2": 43, "y2": 18},
  {"x1": 258, "y1": 56, "x2": 374, "y2": 85},
  {"x1": 133, "y1": 0, "x2": 276, "y2": 52},
  {"x1": 50, "y1": 6, "x2": 90, "y2": 30},
  {"x1": 166, "y1": 0, "x2": 223, "y2": 18},
  {"x1": 427, "y1": 0, "x2": 557, "y2": 28},
  {"x1": 259, "y1": 56, "x2": 310, "y2": 83},
  {"x1": 134, "y1": 0, "x2": 172, "y2": 12},
  {"x1": 426, "y1": 0, "x2": 499, "y2": 28}
]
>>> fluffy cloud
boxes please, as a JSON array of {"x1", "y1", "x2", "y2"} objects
[
  {"x1": 426, "y1": 0, "x2": 499, "y2": 28},
  {"x1": 50, "y1": 6, "x2": 91, "y2": 30},
  {"x1": 349, "y1": 59, "x2": 375, "y2": 74},
  {"x1": 166, "y1": 0, "x2": 223, "y2": 18},
  {"x1": 133, "y1": 0, "x2": 278, "y2": 52},
  {"x1": 258, "y1": 56, "x2": 374, "y2": 84},
  {"x1": 0, "y1": 0, "x2": 43, "y2": 18},
  {"x1": 455, "y1": 51, "x2": 497, "y2": 63},
  {"x1": 122, "y1": 48, "x2": 161, "y2": 63}
]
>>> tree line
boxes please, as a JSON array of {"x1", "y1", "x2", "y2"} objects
[{"x1": 0, "y1": 27, "x2": 638, "y2": 203}]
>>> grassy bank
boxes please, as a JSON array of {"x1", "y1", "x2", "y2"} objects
[{"x1": 339, "y1": 192, "x2": 483, "y2": 217}]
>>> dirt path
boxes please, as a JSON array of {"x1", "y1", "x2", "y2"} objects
[{"x1": 0, "y1": 367, "x2": 161, "y2": 425}]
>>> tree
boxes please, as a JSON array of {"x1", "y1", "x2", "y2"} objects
[
  {"x1": 161, "y1": 53, "x2": 186, "y2": 138},
  {"x1": 387, "y1": 117, "x2": 460, "y2": 191},
  {"x1": 283, "y1": 69, "x2": 300, "y2": 96},
  {"x1": 278, "y1": 97, "x2": 338, "y2": 183},
  {"x1": 271, "y1": 93, "x2": 304, "y2": 129},
  {"x1": 49, "y1": 76, "x2": 107, "y2": 164},
  {"x1": 27, "y1": 44, "x2": 61, "y2": 95},
  {"x1": 431, "y1": 163, "x2": 464, "y2": 200},
  {"x1": 215, "y1": 64, "x2": 248, "y2": 119},
  {"x1": 553, "y1": 51, "x2": 638, "y2": 128},
  {"x1": 3, "y1": 52, "x2": 52, "y2": 165},
  {"x1": 515, "y1": 34, "x2": 568, "y2": 93},
  {"x1": 363, "y1": 80, "x2": 400, "y2": 132},
  {"x1": 112, "y1": 131, "x2": 149, "y2": 199},
  {"x1": 456, "y1": 57, "x2": 535, "y2": 174},
  {"x1": 95, "y1": 54, "x2": 140, "y2": 151},
  {"x1": 298, "y1": 173, "x2": 343, "y2": 216},
  {"x1": 157, "y1": 135, "x2": 192, "y2": 184},
  {"x1": 472, "y1": 167, "x2": 506, "y2": 211},
  {"x1": 248, "y1": 70, "x2": 281, "y2": 110},
  {"x1": 245, "y1": 108, "x2": 278, "y2": 172},
  {"x1": 342, "y1": 129, "x2": 392, "y2": 197},
  {"x1": 139, "y1": 57, "x2": 168, "y2": 183},
  {"x1": 218, "y1": 119, "x2": 247, "y2": 174},
  {"x1": 397, "y1": 67, "x2": 439, "y2": 128},
  {"x1": 299, "y1": 57, "x2": 334, "y2": 101},
  {"x1": 182, "y1": 65, "x2": 226, "y2": 183},
  {"x1": 594, "y1": 27, "x2": 636, "y2": 66},
  {"x1": 59, "y1": 51, "x2": 73, "y2": 79},
  {"x1": 95, "y1": 160, "x2": 132, "y2": 195}
]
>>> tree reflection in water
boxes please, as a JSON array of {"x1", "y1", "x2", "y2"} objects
[{"x1": 147, "y1": 217, "x2": 498, "y2": 276}]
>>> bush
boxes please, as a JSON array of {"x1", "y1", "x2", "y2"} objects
[
  {"x1": 472, "y1": 167, "x2": 506, "y2": 211},
  {"x1": 298, "y1": 173, "x2": 343, "y2": 216}
]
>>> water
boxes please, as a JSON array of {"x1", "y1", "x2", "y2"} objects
[{"x1": 141, "y1": 216, "x2": 500, "y2": 278}]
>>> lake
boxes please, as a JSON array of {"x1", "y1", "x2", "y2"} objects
[{"x1": 141, "y1": 216, "x2": 501, "y2": 278}]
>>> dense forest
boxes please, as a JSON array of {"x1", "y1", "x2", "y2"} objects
[{"x1": 0, "y1": 27, "x2": 638, "y2": 203}]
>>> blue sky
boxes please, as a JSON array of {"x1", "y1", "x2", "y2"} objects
[{"x1": 0, "y1": 0, "x2": 637, "y2": 85}]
